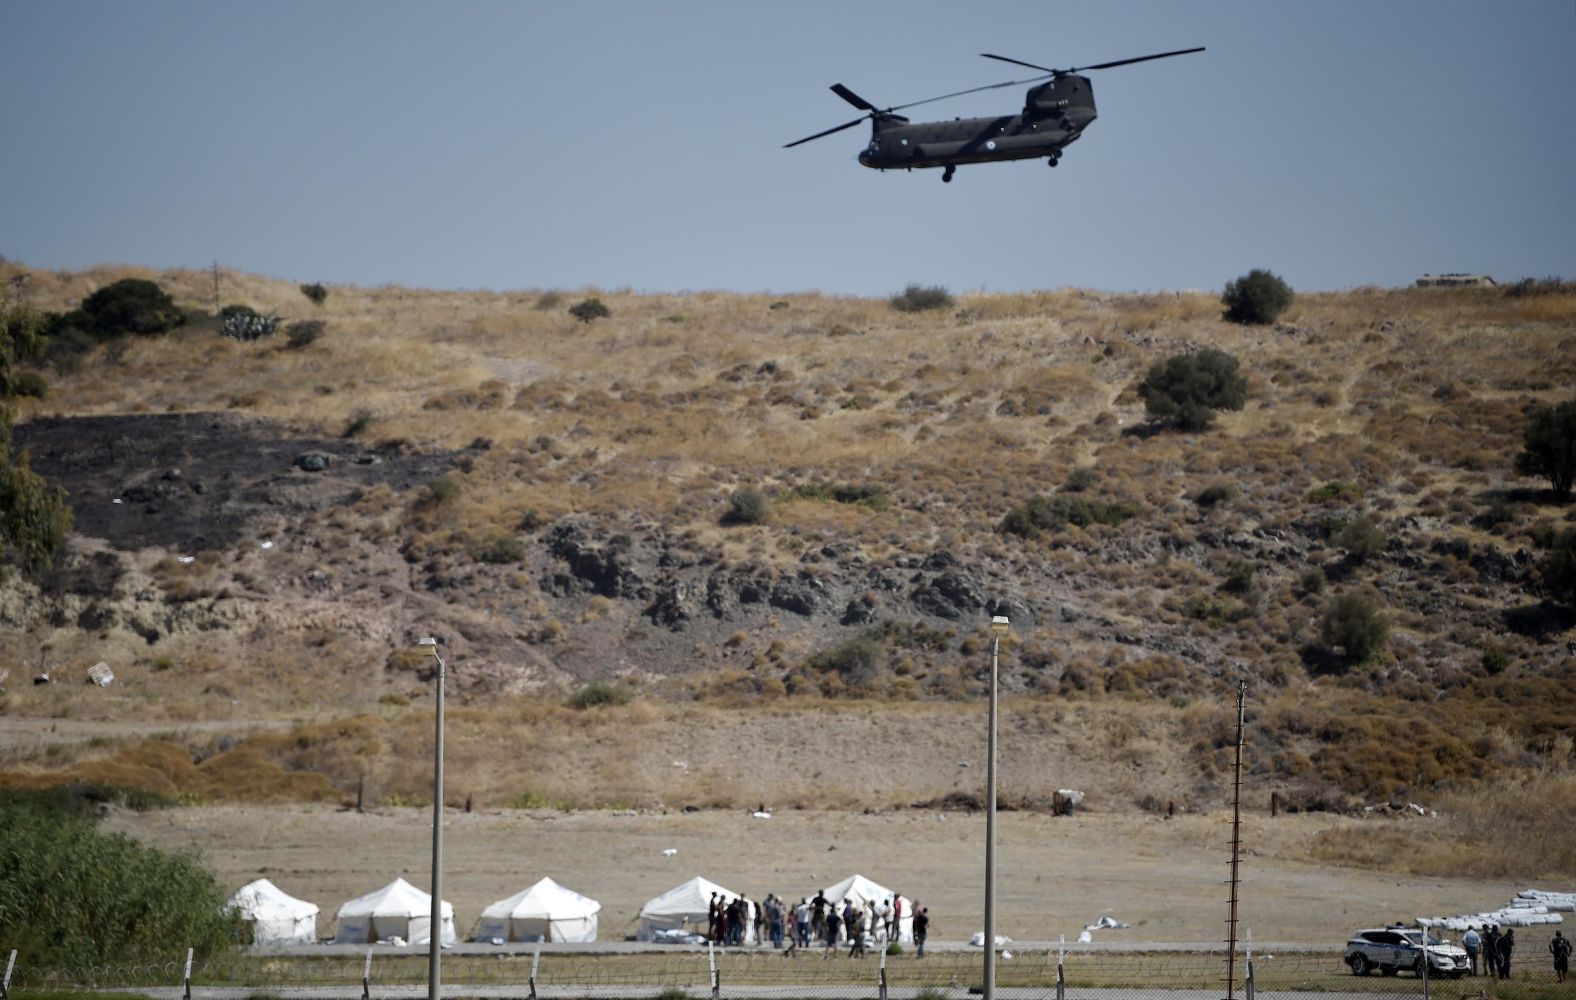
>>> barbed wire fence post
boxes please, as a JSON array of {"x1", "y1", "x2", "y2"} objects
[
  {"x1": 708, "y1": 939, "x2": 720, "y2": 1000},
  {"x1": 1056, "y1": 934, "x2": 1066, "y2": 1000},
  {"x1": 361, "y1": 947, "x2": 373, "y2": 1000},
  {"x1": 3, "y1": 948, "x2": 16, "y2": 1000},
  {"x1": 878, "y1": 943, "x2": 888, "y2": 1000},
  {"x1": 529, "y1": 947, "x2": 540, "y2": 1000},
  {"x1": 182, "y1": 947, "x2": 193, "y2": 1000},
  {"x1": 1245, "y1": 929, "x2": 1254, "y2": 1000}
]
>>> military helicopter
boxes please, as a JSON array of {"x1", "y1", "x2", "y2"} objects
[{"x1": 785, "y1": 47, "x2": 1204, "y2": 182}]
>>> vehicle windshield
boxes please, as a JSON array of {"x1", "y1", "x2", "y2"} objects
[{"x1": 1400, "y1": 931, "x2": 1444, "y2": 946}]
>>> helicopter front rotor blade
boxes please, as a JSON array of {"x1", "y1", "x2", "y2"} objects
[
  {"x1": 979, "y1": 53, "x2": 1056, "y2": 74},
  {"x1": 830, "y1": 84, "x2": 877, "y2": 112},
  {"x1": 1071, "y1": 46, "x2": 1205, "y2": 73},
  {"x1": 784, "y1": 116, "x2": 869, "y2": 149}
]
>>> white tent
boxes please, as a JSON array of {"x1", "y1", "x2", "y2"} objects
[
  {"x1": 332, "y1": 877, "x2": 456, "y2": 946},
  {"x1": 823, "y1": 874, "x2": 914, "y2": 943},
  {"x1": 474, "y1": 877, "x2": 600, "y2": 943},
  {"x1": 637, "y1": 876, "x2": 740, "y2": 942},
  {"x1": 227, "y1": 878, "x2": 319, "y2": 946}
]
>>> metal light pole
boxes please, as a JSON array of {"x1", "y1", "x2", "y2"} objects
[
  {"x1": 418, "y1": 638, "x2": 445, "y2": 1000},
  {"x1": 983, "y1": 615, "x2": 1010, "y2": 1000}
]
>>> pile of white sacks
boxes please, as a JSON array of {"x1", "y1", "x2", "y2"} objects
[{"x1": 1419, "y1": 889, "x2": 1573, "y2": 931}]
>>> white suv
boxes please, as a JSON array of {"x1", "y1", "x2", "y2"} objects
[{"x1": 1345, "y1": 927, "x2": 1469, "y2": 978}]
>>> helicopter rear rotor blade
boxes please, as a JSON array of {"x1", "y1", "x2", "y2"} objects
[{"x1": 783, "y1": 117, "x2": 868, "y2": 149}]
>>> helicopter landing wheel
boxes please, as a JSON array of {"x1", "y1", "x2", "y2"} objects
[{"x1": 942, "y1": 165, "x2": 955, "y2": 183}]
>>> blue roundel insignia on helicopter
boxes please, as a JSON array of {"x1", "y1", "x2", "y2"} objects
[{"x1": 986, "y1": 140, "x2": 997, "y2": 151}]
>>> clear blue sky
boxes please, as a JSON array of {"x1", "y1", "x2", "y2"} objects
[{"x1": 2, "y1": 0, "x2": 1572, "y2": 295}]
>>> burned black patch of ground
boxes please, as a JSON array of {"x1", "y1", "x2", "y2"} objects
[{"x1": 15, "y1": 412, "x2": 457, "y2": 551}]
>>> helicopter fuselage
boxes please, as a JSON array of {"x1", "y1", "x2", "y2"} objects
[{"x1": 859, "y1": 73, "x2": 1097, "y2": 172}]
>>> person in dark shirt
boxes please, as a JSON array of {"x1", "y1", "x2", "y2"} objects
[
  {"x1": 1484, "y1": 927, "x2": 1501, "y2": 980},
  {"x1": 1497, "y1": 929, "x2": 1515, "y2": 979},
  {"x1": 913, "y1": 906, "x2": 931, "y2": 958},
  {"x1": 1551, "y1": 930, "x2": 1570, "y2": 983}
]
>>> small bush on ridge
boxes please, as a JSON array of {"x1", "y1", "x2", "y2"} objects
[
  {"x1": 1222, "y1": 268, "x2": 1294, "y2": 324},
  {"x1": 286, "y1": 319, "x2": 325, "y2": 349},
  {"x1": 569, "y1": 297, "x2": 611, "y2": 323},
  {"x1": 1515, "y1": 398, "x2": 1576, "y2": 501},
  {"x1": 889, "y1": 284, "x2": 953, "y2": 313},
  {"x1": 299, "y1": 282, "x2": 329, "y2": 305},
  {"x1": 1319, "y1": 590, "x2": 1389, "y2": 665}
]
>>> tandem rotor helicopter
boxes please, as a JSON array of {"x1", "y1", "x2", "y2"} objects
[{"x1": 785, "y1": 46, "x2": 1204, "y2": 182}]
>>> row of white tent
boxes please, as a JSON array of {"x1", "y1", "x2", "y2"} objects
[{"x1": 227, "y1": 873, "x2": 911, "y2": 947}]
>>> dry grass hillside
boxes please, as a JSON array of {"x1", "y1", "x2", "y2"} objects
[{"x1": 1, "y1": 263, "x2": 1573, "y2": 878}]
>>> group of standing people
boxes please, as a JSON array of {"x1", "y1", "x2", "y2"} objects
[
  {"x1": 1462, "y1": 925, "x2": 1517, "y2": 978},
  {"x1": 1463, "y1": 925, "x2": 1571, "y2": 982},
  {"x1": 708, "y1": 890, "x2": 929, "y2": 958}
]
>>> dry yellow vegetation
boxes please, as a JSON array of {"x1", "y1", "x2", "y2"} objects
[{"x1": 2, "y1": 264, "x2": 1574, "y2": 879}]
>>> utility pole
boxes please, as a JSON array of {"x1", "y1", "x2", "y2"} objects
[
  {"x1": 1223, "y1": 680, "x2": 1247, "y2": 1000},
  {"x1": 983, "y1": 615, "x2": 1010, "y2": 1000},
  {"x1": 417, "y1": 638, "x2": 445, "y2": 1000}
]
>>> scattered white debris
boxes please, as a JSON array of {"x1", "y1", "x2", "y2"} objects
[
  {"x1": 1084, "y1": 915, "x2": 1131, "y2": 931},
  {"x1": 112, "y1": 498, "x2": 123, "y2": 504},
  {"x1": 260, "y1": 540, "x2": 274, "y2": 550},
  {"x1": 753, "y1": 811, "x2": 772, "y2": 819},
  {"x1": 1078, "y1": 930, "x2": 1093, "y2": 943},
  {"x1": 970, "y1": 932, "x2": 1012, "y2": 947},
  {"x1": 661, "y1": 848, "x2": 678, "y2": 857},
  {"x1": 87, "y1": 662, "x2": 114, "y2": 687},
  {"x1": 178, "y1": 555, "x2": 195, "y2": 564},
  {"x1": 1001, "y1": 950, "x2": 1014, "y2": 960},
  {"x1": 672, "y1": 760, "x2": 689, "y2": 770}
]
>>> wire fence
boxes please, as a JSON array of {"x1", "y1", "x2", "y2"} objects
[{"x1": 4, "y1": 947, "x2": 1569, "y2": 999}]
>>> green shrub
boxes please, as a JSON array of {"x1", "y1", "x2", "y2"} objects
[
  {"x1": 886, "y1": 941, "x2": 904, "y2": 955},
  {"x1": 723, "y1": 486, "x2": 771, "y2": 525},
  {"x1": 1222, "y1": 268, "x2": 1294, "y2": 324},
  {"x1": 999, "y1": 494, "x2": 1137, "y2": 537},
  {"x1": 1334, "y1": 515, "x2": 1386, "y2": 563},
  {"x1": 2, "y1": 297, "x2": 48, "y2": 396},
  {"x1": 1299, "y1": 567, "x2": 1327, "y2": 595},
  {"x1": 568, "y1": 681, "x2": 632, "y2": 709},
  {"x1": 889, "y1": 284, "x2": 953, "y2": 313},
  {"x1": 222, "y1": 310, "x2": 280, "y2": 342},
  {"x1": 342, "y1": 407, "x2": 373, "y2": 438},
  {"x1": 786, "y1": 480, "x2": 889, "y2": 509},
  {"x1": 220, "y1": 303, "x2": 258, "y2": 321},
  {"x1": 1137, "y1": 347, "x2": 1247, "y2": 431},
  {"x1": 1319, "y1": 590, "x2": 1389, "y2": 664},
  {"x1": 568, "y1": 297, "x2": 611, "y2": 323},
  {"x1": 299, "y1": 282, "x2": 329, "y2": 305},
  {"x1": 1514, "y1": 398, "x2": 1576, "y2": 501},
  {"x1": 808, "y1": 635, "x2": 884, "y2": 687},
  {"x1": 1, "y1": 407, "x2": 73, "y2": 575},
  {"x1": 1481, "y1": 648, "x2": 1511, "y2": 675},
  {"x1": 12, "y1": 369, "x2": 47, "y2": 398},
  {"x1": 1539, "y1": 527, "x2": 1576, "y2": 609},
  {"x1": 474, "y1": 535, "x2": 525, "y2": 565},
  {"x1": 0, "y1": 788, "x2": 236, "y2": 967},
  {"x1": 1195, "y1": 482, "x2": 1237, "y2": 508},
  {"x1": 80, "y1": 278, "x2": 184, "y2": 338},
  {"x1": 424, "y1": 474, "x2": 461, "y2": 506},
  {"x1": 1306, "y1": 480, "x2": 1363, "y2": 504},
  {"x1": 286, "y1": 319, "x2": 325, "y2": 349},
  {"x1": 1063, "y1": 467, "x2": 1098, "y2": 492}
]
